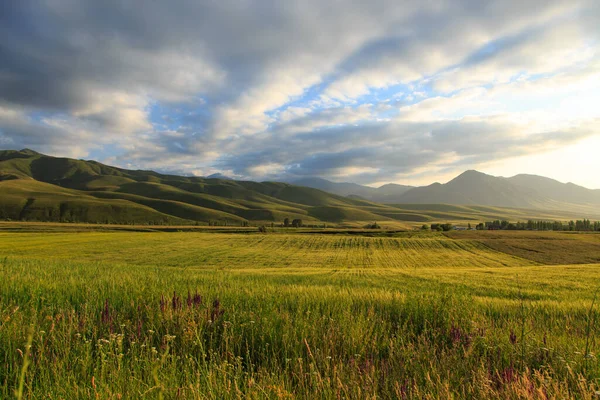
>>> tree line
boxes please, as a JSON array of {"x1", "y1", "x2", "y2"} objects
[{"x1": 474, "y1": 219, "x2": 600, "y2": 231}]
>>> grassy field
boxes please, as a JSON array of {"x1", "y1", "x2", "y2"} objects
[{"x1": 1, "y1": 229, "x2": 599, "y2": 398}]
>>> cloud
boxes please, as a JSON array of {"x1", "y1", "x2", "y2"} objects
[
  {"x1": 0, "y1": 105, "x2": 95, "y2": 158},
  {"x1": 211, "y1": 114, "x2": 599, "y2": 184},
  {"x1": 0, "y1": 0, "x2": 599, "y2": 186}
]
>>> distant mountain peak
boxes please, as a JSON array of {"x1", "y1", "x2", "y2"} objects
[
  {"x1": 292, "y1": 176, "x2": 414, "y2": 203},
  {"x1": 207, "y1": 173, "x2": 232, "y2": 180},
  {"x1": 19, "y1": 148, "x2": 41, "y2": 155},
  {"x1": 378, "y1": 183, "x2": 412, "y2": 189},
  {"x1": 447, "y1": 170, "x2": 493, "y2": 185},
  {"x1": 454, "y1": 169, "x2": 487, "y2": 178}
]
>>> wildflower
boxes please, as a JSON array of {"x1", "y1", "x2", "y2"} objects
[
  {"x1": 101, "y1": 299, "x2": 112, "y2": 325},
  {"x1": 160, "y1": 295, "x2": 167, "y2": 313},
  {"x1": 509, "y1": 331, "x2": 517, "y2": 345},
  {"x1": 187, "y1": 290, "x2": 202, "y2": 308},
  {"x1": 172, "y1": 291, "x2": 182, "y2": 311},
  {"x1": 164, "y1": 334, "x2": 176, "y2": 342},
  {"x1": 210, "y1": 299, "x2": 224, "y2": 321}
]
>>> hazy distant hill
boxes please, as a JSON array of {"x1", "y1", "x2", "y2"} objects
[
  {"x1": 292, "y1": 177, "x2": 413, "y2": 203},
  {"x1": 206, "y1": 173, "x2": 232, "y2": 180},
  {"x1": 1, "y1": 149, "x2": 598, "y2": 225},
  {"x1": 292, "y1": 170, "x2": 600, "y2": 216},
  {"x1": 506, "y1": 174, "x2": 600, "y2": 205},
  {"x1": 396, "y1": 170, "x2": 600, "y2": 213}
]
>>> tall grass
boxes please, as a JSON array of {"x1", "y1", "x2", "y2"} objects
[{"x1": 0, "y1": 232, "x2": 599, "y2": 398}]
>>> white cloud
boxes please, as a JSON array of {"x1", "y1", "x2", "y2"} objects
[{"x1": 1, "y1": 0, "x2": 599, "y2": 187}]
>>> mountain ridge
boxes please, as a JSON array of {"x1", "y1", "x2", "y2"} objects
[
  {"x1": 0, "y1": 149, "x2": 394, "y2": 225},
  {"x1": 0, "y1": 149, "x2": 599, "y2": 225},
  {"x1": 293, "y1": 170, "x2": 600, "y2": 211}
]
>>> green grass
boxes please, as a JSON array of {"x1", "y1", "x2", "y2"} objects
[
  {"x1": 447, "y1": 230, "x2": 600, "y2": 265},
  {"x1": 0, "y1": 229, "x2": 599, "y2": 398},
  {"x1": 389, "y1": 203, "x2": 600, "y2": 224},
  {"x1": 0, "y1": 180, "x2": 190, "y2": 225}
]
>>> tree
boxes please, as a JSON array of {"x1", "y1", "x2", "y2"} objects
[
  {"x1": 440, "y1": 223, "x2": 453, "y2": 231},
  {"x1": 291, "y1": 219, "x2": 303, "y2": 228},
  {"x1": 284, "y1": 218, "x2": 290, "y2": 227}
]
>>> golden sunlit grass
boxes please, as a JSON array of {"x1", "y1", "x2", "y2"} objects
[{"x1": 0, "y1": 230, "x2": 599, "y2": 398}]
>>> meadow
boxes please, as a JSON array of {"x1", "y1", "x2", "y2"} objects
[{"x1": 0, "y1": 229, "x2": 599, "y2": 399}]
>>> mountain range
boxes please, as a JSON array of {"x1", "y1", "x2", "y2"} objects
[
  {"x1": 294, "y1": 171, "x2": 600, "y2": 213},
  {"x1": 291, "y1": 177, "x2": 413, "y2": 203},
  {"x1": 0, "y1": 149, "x2": 598, "y2": 225}
]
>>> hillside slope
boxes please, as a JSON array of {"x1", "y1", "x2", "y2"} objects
[
  {"x1": 0, "y1": 149, "x2": 401, "y2": 225},
  {"x1": 396, "y1": 170, "x2": 600, "y2": 214},
  {"x1": 292, "y1": 177, "x2": 413, "y2": 203},
  {"x1": 293, "y1": 171, "x2": 600, "y2": 216},
  {"x1": 1, "y1": 149, "x2": 598, "y2": 225}
]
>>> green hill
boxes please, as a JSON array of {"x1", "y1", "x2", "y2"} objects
[
  {"x1": 0, "y1": 180, "x2": 189, "y2": 225},
  {"x1": 0, "y1": 149, "x2": 396, "y2": 225},
  {"x1": 1, "y1": 149, "x2": 597, "y2": 226}
]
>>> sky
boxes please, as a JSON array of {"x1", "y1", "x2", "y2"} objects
[{"x1": 0, "y1": 0, "x2": 599, "y2": 189}]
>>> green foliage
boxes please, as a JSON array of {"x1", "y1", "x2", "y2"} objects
[
  {"x1": 480, "y1": 219, "x2": 600, "y2": 231},
  {"x1": 431, "y1": 223, "x2": 453, "y2": 231}
]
